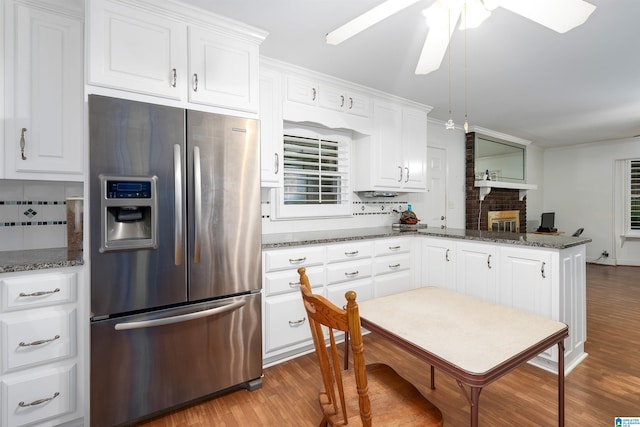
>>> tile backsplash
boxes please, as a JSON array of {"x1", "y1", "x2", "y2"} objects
[{"x1": 0, "y1": 180, "x2": 83, "y2": 251}]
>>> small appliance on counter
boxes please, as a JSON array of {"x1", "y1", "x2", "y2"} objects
[{"x1": 392, "y1": 206, "x2": 426, "y2": 231}]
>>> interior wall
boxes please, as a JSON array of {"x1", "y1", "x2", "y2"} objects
[{"x1": 543, "y1": 137, "x2": 640, "y2": 265}]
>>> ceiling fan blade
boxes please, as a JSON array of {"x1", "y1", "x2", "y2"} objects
[
  {"x1": 497, "y1": 0, "x2": 596, "y2": 33},
  {"x1": 326, "y1": 0, "x2": 422, "y2": 45},
  {"x1": 415, "y1": 3, "x2": 462, "y2": 75}
]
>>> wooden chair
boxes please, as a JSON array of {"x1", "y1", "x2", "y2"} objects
[{"x1": 298, "y1": 267, "x2": 443, "y2": 427}]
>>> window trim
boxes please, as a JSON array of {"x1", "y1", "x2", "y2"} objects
[
  {"x1": 272, "y1": 123, "x2": 352, "y2": 220},
  {"x1": 626, "y1": 159, "x2": 640, "y2": 237}
]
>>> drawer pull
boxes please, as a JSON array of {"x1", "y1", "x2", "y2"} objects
[
  {"x1": 288, "y1": 257, "x2": 307, "y2": 264},
  {"x1": 19, "y1": 392, "x2": 60, "y2": 408},
  {"x1": 19, "y1": 335, "x2": 60, "y2": 347},
  {"x1": 288, "y1": 317, "x2": 306, "y2": 327},
  {"x1": 344, "y1": 250, "x2": 359, "y2": 257},
  {"x1": 344, "y1": 270, "x2": 359, "y2": 278},
  {"x1": 487, "y1": 254, "x2": 492, "y2": 269},
  {"x1": 19, "y1": 288, "x2": 60, "y2": 297},
  {"x1": 389, "y1": 245, "x2": 401, "y2": 251},
  {"x1": 541, "y1": 261, "x2": 546, "y2": 279},
  {"x1": 289, "y1": 281, "x2": 301, "y2": 288},
  {"x1": 445, "y1": 248, "x2": 450, "y2": 262},
  {"x1": 389, "y1": 263, "x2": 401, "y2": 269}
]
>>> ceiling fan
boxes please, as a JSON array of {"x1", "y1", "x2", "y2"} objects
[{"x1": 326, "y1": 0, "x2": 596, "y2": 75}]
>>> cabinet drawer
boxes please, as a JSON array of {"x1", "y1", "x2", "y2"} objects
[
  {"x1": 374, "y1": 270, "x2": 413, "y2": 298},
  {"x1": 264, "y1": 266, "x2": 324, "y2": 297},
  {"x1": 1, "y1": 272, "x2": 77, "y2": 311},
  {"x1": 263, "y1": 246, "x2": 325, "y2": 272},
  {"x1": 374, "y1": 253, "x2": 411, "y2": 276},
  {"x1": 374, "y1": 238, "x2": 410, "y2": 256},
  {"x1": 264, "y1": 293, "x2": 313, "y2": 354},
  {"x1": 2, "y1": 364, "x2": 76, "y2": 427},
  {"x1": 326, "y1": 278, "x2": 373, "y2": 308},
  {"x1": 326, "y1": 241, "x2": 374, "y2": 263},
  {"x1": 1, "y1": 308, "x2": 75, "y2": 373},
  {"x1": 326, "y1": 259, "x2": 372, "y2": 285}
]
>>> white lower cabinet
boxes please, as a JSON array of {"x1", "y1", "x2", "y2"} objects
[
  {"x1": 0, "y1": 268, "x2": 83, "y2": 427},
  {"x1": 456, "y1": 241, "x2": 497, "y2": 302},
  {"x1": 422, "y1": 238, "x2": 456, "y2": 290}
]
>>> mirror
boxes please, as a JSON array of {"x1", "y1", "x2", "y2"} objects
[{"x1": 474, "y1": 134, "x2": 525, "y2": 182}]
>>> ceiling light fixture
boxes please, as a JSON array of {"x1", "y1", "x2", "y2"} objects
[
  {"x1": 463, "y1": 1, "x2": 469, "y2": 133},
  {"x1": 445, "y1": 7, "x2": 455, "y2": 130},
  {"x1": 326, "y1": 0, "x2": 596, "y2": 75}
]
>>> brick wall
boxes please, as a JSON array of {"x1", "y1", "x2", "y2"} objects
[{"x1": 465, "y1": 132, "x2": 527, "y2": 231}]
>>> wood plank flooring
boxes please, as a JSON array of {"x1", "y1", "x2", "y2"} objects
[{"x1": 138, "y1": 264, "x2": 640, "y2": 426}]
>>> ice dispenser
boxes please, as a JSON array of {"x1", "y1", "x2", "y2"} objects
[{"x1": 100, "y1": 175, "x2": 158, "y2": 252}]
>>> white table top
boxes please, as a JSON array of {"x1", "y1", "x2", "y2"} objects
[{"x1": 358, "y1": 287, "x2": 567, "y2": 375}]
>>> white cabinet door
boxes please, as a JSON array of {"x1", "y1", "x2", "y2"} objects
[
  {"x1": 456, "y1": 242, "x2": 497, "y2": 302},
  {"x1": 371, "y1": 100, "x2": 403, "y2": 188},
  {"x1": 264, "y1": 292, "x2": 313, "y2": 354},
  {"x1": 318, "y1": 84, "x2": 370, "y2": 118},
  {"x1": 401, "y1": 107, "x2": 427, "y2": 190},
  {"x1": 422, "y1": 238, "x2": 456, "y2": 290},
  {"x1": 188, "y1": 26, "x2": 259, "y2": 112},
  {"x1": 4, "y1": 2, "x2": 84, "y2": 180},
  {"x1": 87, "y1": 0, "x2": 187, "y2": 100},
  {"x1": 499, "y1": 247, "x2": 553, "y2": 318},
  {"x1": 285, "y1": 75, "x2": 318, "y2": 106},
  {"x1": 259, "y1": 67, "x2": 283, "y2": 187}
]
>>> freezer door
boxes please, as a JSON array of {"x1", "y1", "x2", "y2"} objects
[
  {"x1": 186, "y1": 111, "x2": 261, "y2": 300},
  {"x1": 90, "y1": 293, "x2": 262, "y2": 427},
  {"x1": 89, "y1": 95, "x2": 187, "y2": 317}
]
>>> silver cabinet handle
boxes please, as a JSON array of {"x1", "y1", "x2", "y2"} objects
[
  {"x1": 115, "y1": 301, "x2": 246, "y2": 331},
  {"x1": 171, "y1": 68, "x2": 177, "y2": 87},
  {"x1": 487, "y1": 254, "x2": 492, "y2": 269},
  {"x1": 19, "y1": 335, "x2": 60, "y2": 347},
  {"x1": 19, "y1": 128, "x2": 27, "y2": 160},
  {"x1": 405, "y1": 167, "x2": 409, "y2": 183},
  {"x1": 445, "y1": 248, "x2": 450, "y2": 262},
  {"x1": 389, "y1": 245, "x2": 401, "y2": 251},
  {"x1": 19, "y1": 392, "x2": 60, "y2": 408},
  {"x1": 192, "y1": 73, "x2": 198, "y2": 92},
  {"x1": 344, "y1": 270, "x2": 359, "y2": 278},
  {"x1": 288, "y1": 317, "x2": 306, "y2": 327},
  {"x1": 311, "y1": 87, "x2": 316, "y2": 101},
  {"x1": 193, "y1": 146, "x2": 202, "y2": 264},
  {"x1": 274, "y1": 153, "x2": 279, "y2": 174},
  {"x1": 289, "y1": 281, "x2": 301, "y2": 288},
  {"x1": 340, "y1": 95, "x2": 345, "y2": 107},
  {"x1": 345, "y1": 250, "x2": 359, "y2": 257},
  {"x1": 541, "y1": 261, "x2": 546, "y2": 279},
  {"x1": 349, "y1": 97, "x2": 354, "y2": 109},
  {"x1": 289, "y1": 257, "x2": 306, "y2": 264},
  {"x1": 173, "y1": 144, "x2": 183, "y2": 266},
  {"x1": 398, "y1": 166, "x2": 403, "y2": 182},
  {"x1": 441, "y1": 215, "x2": 446, "y2": 220},
  {"x1": 19, "y1": 288, "x2": 60, "y2": 297},
  {"x1": 389, "y1": 263, "x2": 401, "y2": 269}
]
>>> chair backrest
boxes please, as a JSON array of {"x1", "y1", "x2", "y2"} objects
[
  {"x1": 572, "y1": 227, "x2": 584, "y2": 237},
  {"x1": 298, "y1": 267, "x2": 372, "y2": 426}
]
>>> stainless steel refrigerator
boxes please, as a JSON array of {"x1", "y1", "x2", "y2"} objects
[{"x1": 88, "y1": 95, "x2": 262, "y2": 427}]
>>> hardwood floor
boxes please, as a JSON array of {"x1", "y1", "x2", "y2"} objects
[{"x1": 138, "y1": 264, "x2": 640, "y2": 426}]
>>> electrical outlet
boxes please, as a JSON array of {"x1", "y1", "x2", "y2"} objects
[{"x1": 602, "y1": 250, "x2": 609, "y2": 258}]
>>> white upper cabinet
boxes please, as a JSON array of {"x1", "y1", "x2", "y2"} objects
[
  {"x1": 3, "y1": 0, "x2": 84, "y2": 181},
  {"x1": 259, "y1": 65, "x2": 283, "y2": 187},
  {"x1": 87, "y1": 0, "x2": 187, "y2": 101},
  {"x1": 354, "y1": 99, "x2": 429, "y2": 192},
  {"x1": 87, "y1": 0, "x2": 265, "y2": 113}
]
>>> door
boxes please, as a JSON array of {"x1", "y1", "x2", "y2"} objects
[
  {"x1": 89, "y1": 96, "x2": 187, "y2": 317},
  {"x1": 90, "y1": 293, "x2": 262, "y2": 427},
  {"x1": 186, "y1": 111, "x2": 261, "y2": 301},
  {"x1": 427, "y1": 146, "x2": 447, "y2": 229}
]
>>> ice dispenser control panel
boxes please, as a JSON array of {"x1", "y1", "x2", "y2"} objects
[{"x1": 100, "y1": 176, "x2": 158, "y2": 252}]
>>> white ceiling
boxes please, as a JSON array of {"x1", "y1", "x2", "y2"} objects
[{"x1": 184, "y1": 0, "x2": 640, "y2": 148}]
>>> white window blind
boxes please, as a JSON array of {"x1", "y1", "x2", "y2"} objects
[
  {"x1": 629, "y1": 159, "x2": 640, "y2": 232},
  {"x1": 273, "y1": 123, "x2": 352, "y2": 220}
]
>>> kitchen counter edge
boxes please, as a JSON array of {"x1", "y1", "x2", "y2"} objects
[
  {"x1": 0, "y1": 248, "x2": 84, "y2": 273},
  {"x1": 262, "y1": 227, "x2": 592, "y2": 250}
]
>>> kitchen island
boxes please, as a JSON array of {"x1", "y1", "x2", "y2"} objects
[{"x1": 262, "y1": 227, "x2": 590, "y2": 373}]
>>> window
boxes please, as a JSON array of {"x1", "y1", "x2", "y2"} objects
[
  {"x1": 273, "y1": 123, "x2": 351, "y2": 219},
  {"x1": 628, "y1": 159, "x2": 640, "y2": 234}
]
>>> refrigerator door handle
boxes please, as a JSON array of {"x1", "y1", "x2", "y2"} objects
[
  {"x1": 174, "y1": 144, "x2": 183, "y2": 265},
  {"x1": 193, "y1": 145, "x2": 202, "y2": 264},
  {"x1": 114, "y1": 300, "x2": 246, "y2": 331}
]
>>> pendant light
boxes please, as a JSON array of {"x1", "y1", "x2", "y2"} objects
[
  {"x1": 463, "y1": 1, "x2": 469, "y2": 133},
  {"x1": 445, "y1": 7, "x2": 455, "y2": 130}
]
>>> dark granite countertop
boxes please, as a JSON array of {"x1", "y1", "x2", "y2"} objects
[
  {"x1": 262, "y1": 226, "x2": 591, "y2": 250},
  {"x1": 0, "y1": 248, "x2": 84, "y2": 273}
]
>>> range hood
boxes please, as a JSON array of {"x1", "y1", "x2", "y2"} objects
[{"x1": 357, "y1": 191, "x2": 400, "y2": 198}]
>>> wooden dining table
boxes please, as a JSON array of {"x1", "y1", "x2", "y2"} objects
[{"x1": 356, "y1": 287, "x2": 569, "y2": 427}]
